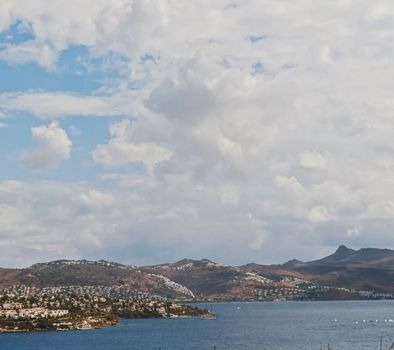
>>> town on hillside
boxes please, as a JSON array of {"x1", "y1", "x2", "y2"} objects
[{"x1": 0, "y1": 285, "x2": 208, "y2": 333}]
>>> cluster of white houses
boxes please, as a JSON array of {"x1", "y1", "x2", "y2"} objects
[{"x1": 0, "y1": 303, "x2": 68, "y2": 319}]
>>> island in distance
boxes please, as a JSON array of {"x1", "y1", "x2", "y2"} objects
[{"x1": 2, "y1": 245, "x2": 394, "y2": 332}]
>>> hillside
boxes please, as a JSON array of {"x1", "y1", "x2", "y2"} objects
[
  {"x1": 0, "y1": 260, "x2": 196, "y2": 299},
  {"x1": 287, "y1": 245, "x2": 394, "y2": 292},
  {"x1": 1, "y1": 246, "x2": 394, "y2": 300},
  {"x1": 140, "y1": 258, "x2": 274, "y2": 299}
]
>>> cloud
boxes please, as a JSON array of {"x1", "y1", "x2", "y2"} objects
[
  {"x1": 346, "y1": 227, "x2": 360, "y2": 238},
  {"x1": 80, "y1": 190, "x2": 114, "y2": 207},
  {"x1": 22, "y1": 121, "x2": 72, "y2": 169},
  {"x1": 298, "y1": 151, "x2": 329, "y2": 171},
  {"x1": 3, "y1": 1, "x2": 394, "y2": 265},
  {"x1": 307, "y1": 206, "x2": 335, "y2": 223},
  {"x1": 93, "y1": 141, "x2": 170, "y2": 170},
  {"x1": 0, "y1": 180, "x2": 279, "y2": 267},
  {"x1": 92, "y1": 119, "x2": 171, "y2": 171},
  {"x1": 146, "y1": 73, "x2": 216, "y2": 121},
  {"x1": 0, "y1": 41, "x2": 58, "y2": 69},
  {"x1": 0, "y1": 91, "x2": 139, "y2": 119},
  {"x1": 217, "y1": 183, "x2": 240, "y2": 205},
  {"x1": 275, "y1": 175, "x2": 303, "y2": 193}
]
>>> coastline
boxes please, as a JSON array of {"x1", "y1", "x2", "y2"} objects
[
  {"x1": 0, "y1": 305, "x2": 209, "y2": 333},
  {"x1": 0, "y1": 314, "x2": 199, "y2": 334}
]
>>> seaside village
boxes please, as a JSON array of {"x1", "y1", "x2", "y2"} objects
[
  {"x1": 0, "y1": 285, "x2": 205, "y2": 332},
  {"x1": 1, "y1": 279, "x2": 394, "y2": 332},
  {"x1": 1, "y1": 302, "x2": 69, "y2": 319}
]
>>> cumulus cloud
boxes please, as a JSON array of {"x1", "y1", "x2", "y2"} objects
[
  {"x1": 92, "y1": 119, "x2": 171, "y2": 171},
  {"x1": 306, "y1": 206, "x2": 335, "y2": 223},
  {"x1": 298, "y1": 151, "x2": 329, "y2": 171},
  {"x1": 3, "y1": 1, "x2": 394, "y2": 265},
  {"x1": 275, "y1": 175, "x2": 303, "y2": 193},
  {"x1": 0, "y1": 180, "x2": 276, "y2": 267},
  {"x1": 93, "y1": 142, "x2": 170, "y2": 169},
  {"x1": 80, "y1": 190, "x2": 114, "y2": 207},
  {"x1": 22, "y1": 122, "x2": 72, "y2": 169}
]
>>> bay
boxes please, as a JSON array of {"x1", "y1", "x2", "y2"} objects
[{"x1": 1, "y1": 300, "x2": 394, "y2": 350}]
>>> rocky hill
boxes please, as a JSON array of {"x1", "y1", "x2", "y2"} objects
[
  {"x1": 140, "y1": 258, "x2": 273, "y2": 299},
  {"x1": 2, "y1": 246, "x2": 394, "y2": 300},
  {"x1": 285, "y1": 245, "x2": 394, "y2": 292},
  {"x1": 0, "y1": 259, "x2": 195, "y2": 299}
]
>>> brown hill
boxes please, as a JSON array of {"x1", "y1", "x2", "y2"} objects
[
  {"x1": 0, "y1": 260, "x2": 196, "y2": 299},
  {"x1": 2, "y1": 246, "x2": 394, "y2": 299},
  {"x1": 140, "y1": 258, "x2": 273, "y2": 299},
  {"x1": 287, "y1": 245, "x2": 394, "y2": 292}
]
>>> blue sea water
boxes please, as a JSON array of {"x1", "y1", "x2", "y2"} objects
[{"x1": 1, "y1": 301, "x2": 394, "y2": 350}]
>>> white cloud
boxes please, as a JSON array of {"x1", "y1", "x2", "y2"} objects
[
  {"x1": 0, "y1": 91, "x2": 139, "y2": 119},
  {"x1": 80, "y1": 190, "x2": 114, "y2": 207},
  {"x1": 0, "y1": 41, "x2": 58, "y2": 69},
  {"x1": 307, "y1": 206, "x2": 335, "y2": 223},
  {"x1": 275, "y1": 175, "x2": 303, "y2": 193},
  {"x1": 346, "y1": 227, "x2": 360, "y2": 237},
  {"x1": 3, "y1": 1, "x2": 394, "y2": 265},
  {"x1": 93, "y1": 141, "x2": 170, "y2": 169},
  {"x1": 22, "y1": 122, "x2": 72, "y2": 169},
  {"x1": 217, "y1": 183, "x2": 239, "y2": 205},
  {"x1": 247, "y1": 214, "x2": 269, "y2": 250},
  {"x1": 92, "y1": 119, "x2": 171, "y2": 171},
  {"x1": 298, "y1": 151, "x2": 329, "y2": 171}
]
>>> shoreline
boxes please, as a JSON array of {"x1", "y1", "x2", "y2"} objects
[
  {"x1": 0, "y1": 314, "x2": 204, "y2": 334},
  {"x1": 187, "y1": 297, "x2": 394, "y2": 304}
]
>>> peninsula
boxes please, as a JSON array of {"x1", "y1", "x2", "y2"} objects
[{"x1": 0, "y1": 285, "x2": 208, "y2": 332}]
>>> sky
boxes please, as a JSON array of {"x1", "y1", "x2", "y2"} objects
[{"x1": 1, "y1": 1, "x2": 394, "y2": 268}]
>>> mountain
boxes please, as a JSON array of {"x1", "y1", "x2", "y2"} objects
[
  {"x1": 0, "y1": 258, "x2": 277, "y2": 300},
  {"x1": 0, "y1": 259, "x2": 196, "y2": 299},
  {"x1": 140, "y1": 258, "x2": 273, "y2": 299},
  {"x1": 1, "y1": 246, "x2": 394, "y2": 300},
  {"x1": 285, "y1": 245, "x2": 394, "y2": 292}
]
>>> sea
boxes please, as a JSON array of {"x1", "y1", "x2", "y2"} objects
[{"x1": 1, "y1": 300, "x2": 394, "y2": 350}]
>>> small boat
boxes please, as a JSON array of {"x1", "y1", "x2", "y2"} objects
[{"x1": 200, "y1": 313, "x2": 217, "y2": 320}]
